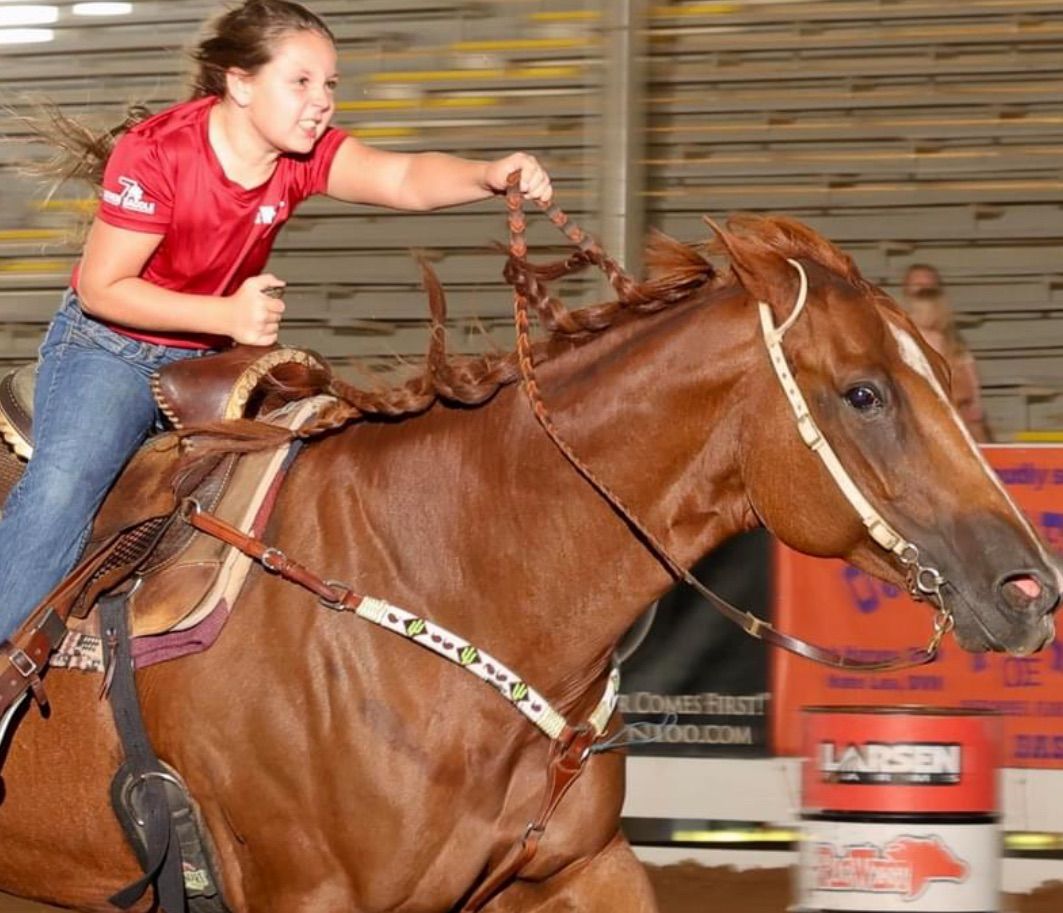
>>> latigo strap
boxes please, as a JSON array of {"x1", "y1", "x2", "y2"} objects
[{"x1": 0, "y1": 517, "x2": 171, "y2": 723}]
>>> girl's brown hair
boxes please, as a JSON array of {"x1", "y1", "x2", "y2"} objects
[
  {"x1": 190, "y1": 0, "x2": 334, "y2": 99},
  {"x1": 21, "y1": 0, "x2": 334, "y2": 195}
]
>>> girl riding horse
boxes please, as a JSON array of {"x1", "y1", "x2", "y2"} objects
[{"x1": 0, "y1": 0, "x2": 552, "y2": 685}]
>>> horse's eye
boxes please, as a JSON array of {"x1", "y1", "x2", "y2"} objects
[{"x1": 844, "y1": 384, "x2": 883, "y2": 412}]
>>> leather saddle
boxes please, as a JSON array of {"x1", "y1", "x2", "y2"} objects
[
  {"x1": 0, "y1": 344, "x2": 332, "y2": 458},
  {"x1": 0, "y1": 345, "x2": 335, "y2": 637}
]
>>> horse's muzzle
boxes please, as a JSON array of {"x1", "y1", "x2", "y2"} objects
[{"x1": 951, "y1": 565, "x2": 1057, "y2": 654}]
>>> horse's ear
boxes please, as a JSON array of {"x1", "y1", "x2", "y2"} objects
[{"x1": 704, "y1": 217, "x2": 799, "y2": 323}]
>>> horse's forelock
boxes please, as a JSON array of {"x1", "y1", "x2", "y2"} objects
[
  {"x1": 708, "y1": 214, "x2": 904, "y2": 322},
  {"x1": 710, "y1": 214, "x2": 867, "y2": 290}
]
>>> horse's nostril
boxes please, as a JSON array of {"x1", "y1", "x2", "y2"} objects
[
  {"x1": 1006, "y1": 575, "x2": 1043, "y2": 601},
  {"x1": 998, "y1": 572, "x2": 1057, "y2": 617}
]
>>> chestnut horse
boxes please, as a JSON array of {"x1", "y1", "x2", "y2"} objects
[{"x1": 0, "y1": 211, "x2": 1057, "y2": 913}]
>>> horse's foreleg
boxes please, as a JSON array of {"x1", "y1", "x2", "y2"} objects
[{"x1": 485, "y1": 833, "x2": 659, "y2": 913}]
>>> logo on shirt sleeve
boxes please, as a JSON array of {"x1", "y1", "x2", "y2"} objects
[{"x1": 102, "y1": 176, "x2": 156, "y2": 216}]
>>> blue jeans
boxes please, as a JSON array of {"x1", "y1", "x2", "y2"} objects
[{"x1": 0, "y1": 291, "x2": 211, "y2": 641}]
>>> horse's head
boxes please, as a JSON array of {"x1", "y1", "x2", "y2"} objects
[{"x1": 714, "y1": 215, "x2": 1060, "y2": 654}]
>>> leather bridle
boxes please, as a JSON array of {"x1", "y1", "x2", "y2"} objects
[{"x1": 759, "y1": 258, "x2": 955, "y2": 644}]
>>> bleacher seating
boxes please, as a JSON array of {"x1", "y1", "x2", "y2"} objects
[{"x1": 0, "y1": 0, "x2": 1060, "y2": 436}]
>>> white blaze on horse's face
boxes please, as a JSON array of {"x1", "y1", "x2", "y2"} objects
[
  {"x1": 882, "y1": 320, "x2": 1061, "y2": 652},
  {"x1": 889, "y1": 322, "x2": 1060, "y2": 580}
]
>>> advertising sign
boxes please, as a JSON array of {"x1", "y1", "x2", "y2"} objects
[
  {"x1": 797, "y1": 709, "x2": 1002, "y2": 911},
  {"x1": 797, "y1": 821, "x2": 999, "y2": 912},
  {"x1": 619, "y1": 529, "x2": 771, "y2": 757},
  {"x1": 772, "y1": 446, "x2": 1063, "y2": 768}
]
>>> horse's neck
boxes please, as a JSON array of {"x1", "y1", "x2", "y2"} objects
[{"x1": 300, "y1": 295, "x2": 756, "y2": 707}]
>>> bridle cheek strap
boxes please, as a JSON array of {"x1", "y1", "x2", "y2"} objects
[
  {"x1": 757, "y1": 259, "x2": 911, "y2": 558},
  {"x1": 758, "y1": 260, "x2": 954, "y2": 645}
]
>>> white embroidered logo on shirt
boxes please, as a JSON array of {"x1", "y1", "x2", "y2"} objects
[
  {"x1": 102, "y1": 176, "x2": 156, "y2": 216},
  {"x1": 255, "y1": 201, "x2": 286, "y2": 225}
]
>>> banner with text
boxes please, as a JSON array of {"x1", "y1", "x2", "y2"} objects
[
  {"x1": 771, "y1": 445, "x2": 1063, "y2": 768},
  {"x1": 620, "y1": 529, "x2": 771, "y2": 757}
]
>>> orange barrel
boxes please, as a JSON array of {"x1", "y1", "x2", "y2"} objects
[{"x1": 796, "y1": 706, "x2": 1002, "y2": 913}]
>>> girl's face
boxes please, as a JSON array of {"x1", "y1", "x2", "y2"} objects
[{"x1": 238, "y1": 30, "x2": 338, "y2": 153}]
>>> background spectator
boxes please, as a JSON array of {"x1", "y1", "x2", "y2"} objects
[
  {"x1": 904, "y1": 286, "x2": 993, "y2": 443},
  {"x1": 901, "y1": 262, "x2": 943, "y2": 299}
]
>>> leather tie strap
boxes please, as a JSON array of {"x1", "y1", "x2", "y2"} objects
[
  {"x1": 0, "y1": 508, "x2": 178, "y2": 721},
  {"x1": 0, "y1": 608, "x2": 67, "y2": 712},
  {"x1": 0, "y1": 530, "x2": 135, "y2": 714},
  {"x1": 180, "y1": 499, "x2": 341, "y2": 604},
  {"x1": 462, "y1": 725, "x2": 598, "y2": 912}
]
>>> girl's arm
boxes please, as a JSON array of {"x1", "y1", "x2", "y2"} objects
[
  {"x1": 325, "y1": 137, "x2": 552, "y2": 211},
  {"x1": 77, "y1": 219, "x2": 284, "y2": 345}
]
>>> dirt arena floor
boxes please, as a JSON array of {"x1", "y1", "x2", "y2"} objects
[{"x1": 1, "y1": 865, "x2": 1062, "y2": 911}]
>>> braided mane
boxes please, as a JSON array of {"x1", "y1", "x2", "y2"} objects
[{"x1": 180, "y1": 214, "x2": 868, "y2": 456}]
